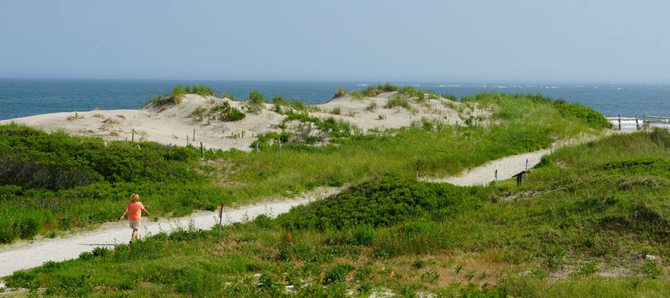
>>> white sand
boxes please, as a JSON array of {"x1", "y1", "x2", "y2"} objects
[
  {"x1": 0, "y1": 93, "x2": 472, "y2": 151},
  {"x1": 0, "y1": 187, "x2": 340, "y2": 278}
]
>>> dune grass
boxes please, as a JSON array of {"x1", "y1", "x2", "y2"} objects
[
  {"x1": 145, "y1": 84, "x2": 216, "y2": 106},
  {"x1": 7, "y1": 131, "x2": 670, "y2": 296},
  {"x1": 0, "y1": 93, "x2": 604, "y2": 244}
]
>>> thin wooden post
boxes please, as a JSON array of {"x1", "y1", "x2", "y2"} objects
[
  {"x1": 131, "y1": 129, "x2": 135, "y2": 142},
  {"x1": 643, "y1": 113, "x2": 647, "y2": 131},
  {"x1": 495, "y1": 169, "x2": 498, "y2": 186},
  {"x1": 636, "y1": 115, "x2": 640, "y2": 130},
  {"x1": 618, "y1": 114, "x2": 621, "y2": 131},
  {"x1": 200, "y1": 142, "x2": 204, "y2": 159},
  {"x1": 278, "y1": 139, "x2": 282, "y2": 151},
  {"x1": 193, "y1": 129, "x2": 196, "y2": 142},
  {"x1": 256, "y1": 142, "x2": 259, "y2": 153},
  {"x1": 186, "y1": 135, "x2": 189, "y2": 146},
  {"x1": 217, "y1": 203, "x2": 224, "y2": 242},
  {"x1": 525, "y1": 159, "x2": 529, "y2": 182}
]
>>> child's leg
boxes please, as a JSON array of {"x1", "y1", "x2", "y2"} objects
[{"x1": 132, "y1": 229, "x2": 138, "y2": 240}]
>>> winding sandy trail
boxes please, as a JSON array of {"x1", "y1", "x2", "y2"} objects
[
  {"x1": 0, "y1": 188, "x2": 339, "y2": 278},
  {"x1": 0, "y1": 134, "x2": 605, "y2": 279},
  {"x1": 423, "y1": 135, "x2": 601, "y2": 186}
]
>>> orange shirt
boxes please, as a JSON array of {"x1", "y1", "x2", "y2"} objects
[{"x1": 127, "y1": 202, "x2": 145, "y2": 221}]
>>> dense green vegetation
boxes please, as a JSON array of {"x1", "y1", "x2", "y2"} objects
[
  {"x1": 0, "y1": 90, "x2": 604, "y2": 245},
  {"x1": 209, "y1": 101, "x2": 246, "y2": 121},
  {"x1": 9, "y1": 130, "x2": 670, "y2": 296},
  {"x1": 0, "y1": 123, "x2": 225, "y2": 243}
]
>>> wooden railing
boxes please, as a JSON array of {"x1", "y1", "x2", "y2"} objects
[{"x1": 605, "y1": 114, "x2": 670, "y2": 130}]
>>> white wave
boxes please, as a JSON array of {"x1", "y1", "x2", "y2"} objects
[
  {"x1": 496, "y1": 86, "x2": 506, "y2": 89},
  {"x1": 357, "y1": 84, "x2": 369, "y2": 87}
]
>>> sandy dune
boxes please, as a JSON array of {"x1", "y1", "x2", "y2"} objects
[{"x1": 0, "y1": 93, "x2": 473, "y2": 151}]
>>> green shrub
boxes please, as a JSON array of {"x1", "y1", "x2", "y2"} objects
[
  {"x1": 209, "y1": 102, "x2": 246, "y2": 121},
  {"x1": 17, "y1": 214, "x2": 41, "y2": 239},
  {"x1": 278, "y1": 177, "x2": 481, "y2": 230},
  {"x1": 0, "y1": 217, "x2": 15, "y2": 243},
  {"x1": 553, "y1": 102, "x2": 609, "y2": 129}
]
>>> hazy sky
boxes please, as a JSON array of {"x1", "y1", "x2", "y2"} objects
[{"x1": 1, "y1": 0, "x2": 669, "y2": 83}]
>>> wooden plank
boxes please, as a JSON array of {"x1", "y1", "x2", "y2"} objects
[{"x1": 645, "y1": 115, "x2": 670, "y2": 120}]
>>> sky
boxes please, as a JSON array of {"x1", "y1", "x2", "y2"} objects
[{"x1": 1, "y1": 0, "x2": 669, "y2": 83}]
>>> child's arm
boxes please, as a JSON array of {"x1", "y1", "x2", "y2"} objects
[
  {"x1": 142, "y1": 207, "x2": 151, "y2": 217},
  {"x1": 120, "y1": 207, "x2": 128, "y2": 220}
]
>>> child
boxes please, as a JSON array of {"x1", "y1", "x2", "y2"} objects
[{"x1": 120, "y1": 194, "x2": 151, "y2": 241}]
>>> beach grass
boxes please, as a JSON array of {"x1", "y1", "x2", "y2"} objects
[
  {"x1": 7, "y1": 131, "x2": 670, "y2": 296},
  {"x1": 0, "y1": 91, "x2": 605, "y2": 244}
]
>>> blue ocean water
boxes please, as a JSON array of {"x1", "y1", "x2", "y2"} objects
[{"x1": 1, "y1": 79, "x2": 669, "y2": 121}]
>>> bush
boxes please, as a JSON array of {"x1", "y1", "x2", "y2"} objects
[
  {"x1": 553, "y1": 102, "x2": 609, "y2": 129},
  {"x1": 210, "y1": 102, "x2": 246, "y2": 122},
  {"x1": 17, "y1": 214, "x2": 41, "y2": 239},
  {"x1": 278, "y1": 177, "x2": 481, "y2": 230}
]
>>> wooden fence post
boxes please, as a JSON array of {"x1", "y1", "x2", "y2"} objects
[
  {"x1": 193, "y1": 129, "x2": 196, "y2": 142},
  {"x1": 200, "y1": 142, "x2": 204, "y2": 159},
  {"x1": 495, "y1": 169, "x2": 498, "y2": 186},
  {"x1": 618, "y1": 114, "x2": 621, "y2": 131},
  {"x1": 131, "y1": 129, "x2": 135, "y2": 142},
  {"x1": 256, "y1": 142, "x2": 259, "y2": 153},
  {"x1": 217, "y1": 203, "x2": 224, "y2": 242},
  {"x1": 643, "y1": 113, "x2": 647, "y2": 132},
  {"x1": 635, "y1": 115, "x2": 639, "y2": 130},
  {"x1": 186, "y1": 135, "x2": 189, "y2": 146}
]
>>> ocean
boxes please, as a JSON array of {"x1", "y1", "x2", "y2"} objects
[{"x1": 1, "y1": 79, "x2": 669, "y2": 121}]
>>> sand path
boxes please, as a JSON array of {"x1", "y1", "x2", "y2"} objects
[
  {"x1": 0, "y1": 188, "x2": 339, "y2": 278},
  {"x1": 423, "y1": 135, "x2": 600, "y2": 186},
  {"x1": 0, "y1": 134, "x2": 604, "y2": 279}
]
